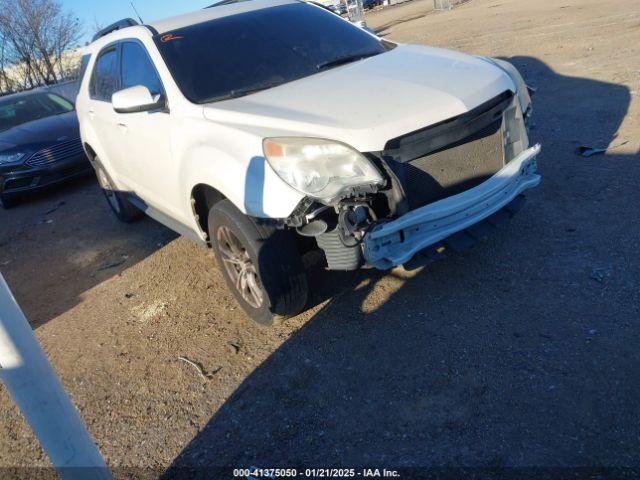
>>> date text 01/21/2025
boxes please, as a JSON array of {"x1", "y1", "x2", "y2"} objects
[{"x1": 234, "y1": 468, "x2": 402, "y2": 478}]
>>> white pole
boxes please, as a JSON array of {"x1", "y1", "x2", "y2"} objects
[{"x1": 0, "y1": 274, "x2": 112, "y2": 480}]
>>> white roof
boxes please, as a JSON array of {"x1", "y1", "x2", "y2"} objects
[{"x1": 150, "y1": 0, "x2": 297, "y2": 34}]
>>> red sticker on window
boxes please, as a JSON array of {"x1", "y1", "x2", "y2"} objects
[{"x1": 161, "y1": 34, "x2": 183, "y2": 43}]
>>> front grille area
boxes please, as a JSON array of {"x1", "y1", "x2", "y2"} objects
[
  {"x1": 373, "y1": 91, "x2": 515, "y2": 210},
  {"x1": 393, "y1": 119, "x2": 504, "y2": 209},
  {"x1": 25, "y1": 137, "x2": 84, "y2": 168},
  {"x1": 3, "y1": 162, "x2": 91, "y2": 193}
]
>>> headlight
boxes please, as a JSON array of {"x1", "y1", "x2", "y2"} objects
[
  {"x1": 0, "y1": 151, "x2": 26, "y2": 165},
  {"x1": 263, "y1": 137, "x2": 384, "y2": 203},
  {"x1": 481, "y1": 57, "x2": 532, "y2": 115}
]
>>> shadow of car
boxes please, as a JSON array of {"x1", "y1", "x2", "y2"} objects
[
  {"x1": 0, "y1": 90, "x2": 92, "y2": 208},
  {"x1": 160, "y1": 56, "x2": 638, "y2": 474}
]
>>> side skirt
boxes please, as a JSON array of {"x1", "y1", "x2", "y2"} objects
[{"x1": 126, "y1": 194, "x2": 209, "y2": 248}]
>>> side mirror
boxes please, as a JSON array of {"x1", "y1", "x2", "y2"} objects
[{"x1": 112, "y1": 85, "x2": 166, "y2": 114}]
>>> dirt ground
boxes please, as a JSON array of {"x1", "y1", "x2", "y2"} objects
[{"x1": 1, "y1": 0, "x2": 639, "y2": 476}]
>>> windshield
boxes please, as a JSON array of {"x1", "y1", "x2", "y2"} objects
[
  {"x1": 0, "y1": 93, "x2": 74, "y2": 132},
  {"x1": 155, "y1": 3, "x2": 388, "y2": 104}
]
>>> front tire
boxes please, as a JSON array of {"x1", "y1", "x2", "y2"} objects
[
  {"x1": 209, "y1": 200, "x2": 308, "y2": 326},
  {"x1": 0, "y1": 195, "x2": 18, "y2": 209},
  {"x1": 94, "y1": 162, "x2": 142, "y2": 223}
]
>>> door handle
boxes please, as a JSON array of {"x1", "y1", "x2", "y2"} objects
[
  {"x1": 88, "y1": 109, "x2": 96, "y2": 119},
  {"x1": 117, "y1": 123, "x2": 128, "y2": 133}
]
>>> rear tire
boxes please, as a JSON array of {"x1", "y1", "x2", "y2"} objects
[
  {"x1": 209, "y1": 200, "x2": 308, "y2": 326},
  {"x1": 94, "y1": 162, "x2": 142, "y2": 223}
]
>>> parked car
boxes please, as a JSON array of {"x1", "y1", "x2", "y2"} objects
[
  {"x1": 76, "y1": 0, "x2": 540, "y2": 325},
  {"x1": 336, "y1": 1, "x2": 348, "y2": 15},
  {"x1": 320, "y1": 0, "x2": 347, "y2": 15},
  {"x1": 362, "y1": 0, "x2": 380, "y2": 10},
  {"x1": 0, "y1": 90, "x2": 90, "y2": 208}
]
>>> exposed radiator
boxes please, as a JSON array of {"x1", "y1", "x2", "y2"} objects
[{"x1": 391, "y1": 119, "x2": 504, "y2": 209}]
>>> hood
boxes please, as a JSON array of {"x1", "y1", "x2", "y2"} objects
[
  {"x1": 0, "y1": 111, "x2": 79, "y2": 153},
  {"x1": 202, "y1": 44, "x2": 515, "y2": 152},
  {"x1": 0, "y1": 139, "x2": 16, "y2": 151}
]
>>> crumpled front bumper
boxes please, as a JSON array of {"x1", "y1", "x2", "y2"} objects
[{"x1": 363, "y1": 144, "x2": 542, "y2": 269}]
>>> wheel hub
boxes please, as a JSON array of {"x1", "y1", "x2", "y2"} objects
[{"x1": 217, "y1": 226, "x2": 264, "y2": 309}]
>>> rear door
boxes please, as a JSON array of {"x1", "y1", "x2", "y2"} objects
[
  {"x1": 86, "y1": 46, "x2": 125, "y2": 180},
  {"x1": 112, "y1": 40, "x2": 177, "y2": 218}
]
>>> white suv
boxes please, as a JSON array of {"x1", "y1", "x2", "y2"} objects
[{"x1": 76, "y1": 0, "x2": 541, "y2": 325}]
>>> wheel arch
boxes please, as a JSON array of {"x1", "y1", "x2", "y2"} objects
[
  {"x1": 180, "y1": 142, "x2": 305, "y2": 227},
  {"x1": 83, "y1": 142, "x2": 97, "y2": 161},
  {"x1": 82, "y1": 142, "x2": 113, "y2": 180},
  {"x1": 191, "y1": 183, "x2": 227, "y2": 244}
]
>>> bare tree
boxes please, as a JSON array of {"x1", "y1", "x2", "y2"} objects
[
  {"x1": 0, "y1": 39, "x2": 12, "y2": 93},
  {"x1": 0, "y1": 0, "x2": 82, "y2": 95}
]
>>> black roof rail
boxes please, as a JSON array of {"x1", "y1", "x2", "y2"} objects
[{"x1": 92, "y1": 18, "x2": 139, "y2": 42}]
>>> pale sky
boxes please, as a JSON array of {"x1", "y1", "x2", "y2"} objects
[{"x1": 63, "y1": 0, "x2": 212, "y2": 42}]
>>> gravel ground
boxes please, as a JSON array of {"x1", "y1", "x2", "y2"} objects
[{"x1": 1, "y1": 0, "x2": 639, "y2": 476}]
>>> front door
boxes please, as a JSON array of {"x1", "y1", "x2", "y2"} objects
[{"x1": 111, "y1": 40, "x2": 181, "y2": 221}]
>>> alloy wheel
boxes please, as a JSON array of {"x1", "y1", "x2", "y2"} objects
[{"x1": 216, "y1": 226, "x2": 264, "y2": 309}]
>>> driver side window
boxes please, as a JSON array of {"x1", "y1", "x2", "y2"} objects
[{"x1": 121, "y1": 42, "x2": 164, "y2": 96}]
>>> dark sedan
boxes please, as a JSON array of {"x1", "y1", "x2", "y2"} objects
[{"x1": 0, "y1": 90, "x2": 91, "y2": 208}]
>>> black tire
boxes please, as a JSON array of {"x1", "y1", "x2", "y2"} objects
[
  {"x1": 94, "y1": 162, "x2": 142, "y2": 223},
  {"x1": 209, "y1": 199, "x2": 308, "y2": 326},
  {"x1": 0, "y1": 195, "x2": 18, "y2": 209}
]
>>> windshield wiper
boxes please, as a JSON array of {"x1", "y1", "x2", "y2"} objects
[
  {"x1": 203, "y1": 83, "x2": 282, "y2": 103},
  {"x1": 316, "y1": 52, "x2": 380, "y2": 71},
  {"x1": 228, "y1": 86, "x2": 274, "y2": 98}
]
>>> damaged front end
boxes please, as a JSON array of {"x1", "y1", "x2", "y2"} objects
[
  {"x1": 363, "y1": 145, "x2": 540, "y2": 269},
  {"x1": 278, "y1": 90, "x2": 541, "y2": 271}
]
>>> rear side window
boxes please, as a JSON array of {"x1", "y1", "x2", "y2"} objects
[
  {"x1": 90, "y1": 48, "x2": 119, "y2": 101},
  {"x1": 121, "y1": 42, "x2": 163, "y2": 95},
  {"x1": 78, "y1": 54, "x2": 91, "y2": 86}
]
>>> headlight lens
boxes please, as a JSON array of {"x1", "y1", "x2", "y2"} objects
[
  {"x1": 481, "y1": 57, "x2": 532, "y2": 115},
  {"x1": 0, "y1": 151, "x2": 26, "y2": 165},
  {"x1": 263, "y1": 137, "x2": 384, "y2": 203}
]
